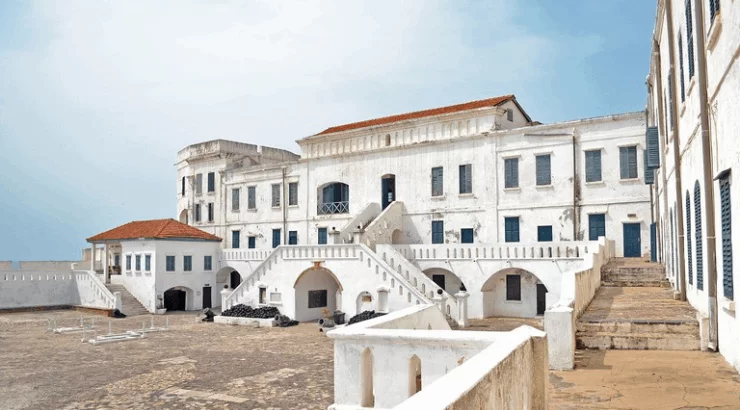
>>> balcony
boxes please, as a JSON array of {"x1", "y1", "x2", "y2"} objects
[{"x1": 317, "y1": 201, "x2": 349, "y2": 215}]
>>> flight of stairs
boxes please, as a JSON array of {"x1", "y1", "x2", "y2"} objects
[
  {"x1": 576, "y1": 258, "x2": 700, "y2": 351},
  {"x1": 105, "y1": 284, "x2": 150, "y2": 317}
]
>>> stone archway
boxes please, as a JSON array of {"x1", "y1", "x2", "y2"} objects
[
  {"x1": 293, "y1": 267, "x2": 343, "y2": 322},
  {"x1": 163, "y1": 286, "x2": 194, "y2": 311},
  {"x1": 480, "y1": 268, "x2": 548, "y2": 318},
  {"x1": 178, "y1": 209, "x2": 188, "y2": 224},
  {"x1": 422, "y1": 267, "x2": 466, "y2": 294},
  {"x1": 216, "y1": 267, "x2": 241, "y2": 289}
]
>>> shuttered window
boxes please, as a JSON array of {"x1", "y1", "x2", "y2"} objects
[
  {"x1": 694, "y1": 181, "x2": 703, "y2": 290},
  {"x1": 538, "y1": 226, "x2": 553, "y2": 242},
  {"x1": 248, "y1": 186, "x2": 256, "y2": 209},
  {"x1": 686, "y1": 193, "x2": 693, "y2": 285},
  {"x1": 318, "y1": 228, "x2": 328, "y2": 245},
  {"x1": 289, "y1": 182, "x2": 298, "y2": 206},
  {"x1": 271, "y1": 184, "x2": 281, "y2": 207},
  {"x1": 588, "y1": 214, "x2": 606, "y2": 241},
  {"x1": 432, "y1": 221, "x2": 444, "y2": 244},
  {"x1": 248, "y1": 236, "x2": 256, "y2": 249},
  {"x1": 686, "y1": 0, "x2": 695, "y2": 79},
  {"x1": 166, "y1": 256, "x2": 175, "y2": 272},
  {"x1": 207, "y1": 172, "x2": 215, "y2": 193},
  {"x1": 535, "y1": 154, "x2": 551, "y2": 186},
  {"x1": 461, "y1": 228, "x2": 474, "y2": 244},
  {"x1": 644, "y1": 150, "x2": 654, "y2": 185},
  {"x1": 272, "y1": 229, "x2": 281, "y2": 248},
  {"x1": 504, "y1": 217, "x2": 520, "y2": 243},
  {"x1": 678, "y1": 34, "x2": 686, "y2": 102},
  {"x1": 620, "y1": 146, "x2": 638, "y2": 179},
  {"x1": 506, "y1": 275, "x2": 521, "y2": 301},
  {"x1": 207, "y1": 203, "x2": 214, "y2": 222},
  {"x1": 181, "y1": 177, "x2": 185, "y2": 196},
  {"x1": 195, "y1": 204, "x2": 201, "y2": 222},
  {"x1": 183, "y1": 256, "x2": 192, "y2": 272},
  {"x1": 431, "y1": 167, "x2": 444, "y2": 197},
  {"x1": 668, "y1": 71, "x2": 675, "y2": 131},
  {"x1": 288, "y1": 231, "x2": 298, "y2": 245},
  {"x1": 232, "y1": 188, "x2": 240, "y2": 211},
  {"x1": 135, "y1": 255, "x2": 141, "y2": 271},
  {"x1": 720, "y1": 175, "x2": 733, "y2": 299},
  {"x1": 195, "y1": 173, "x2": 203, "y2": 195},
  {"x1": 646, "y1": 126, "x2": 660, "y2": 168},
  {"x1": 203, "y1": 256, "x2": 212, "y2": 271},
  {"x1": 670, "y1": 209, "x2": 675, "y2": 277},
  {"x1": 585, "y1": 150, "x2": 602, "y2": 182},
  {"x1": 145, "y1": 255, "x2": 151, "y2": 271},
  {"x1": 232, "y1": 230, "x2": 240, "y2": 249},
  {"x1": 504, "y1": 158, "x2": 519, "y2": 188},
  {"x1": 459, "y1": 164, "x2": 472, "y2": 194},
  {"x1": 710, "y1": 0, "x2": 720, "y2": 23}
]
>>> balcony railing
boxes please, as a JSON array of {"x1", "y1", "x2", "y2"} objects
[{"x1": 317, "y1": 201, "x2": 349, "y2": 215}]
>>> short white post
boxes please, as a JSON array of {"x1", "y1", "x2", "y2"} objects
[
  {"x1": 455, "y1": 291, "x2": 469, "y2": 328},
  {"x1": 103, "y1": 243, "x2": 109, "y2": 283},
  {"x1": 220, "y1": 286, "x2": 232, "y2": 310},
  {"x1": 544, "y1": 305, "x2": 575, "y2": 370},
  {"x1": 433, "y1": 291, "x2": 447, "y2": 315},
  {"x1": 114, "y1": 292, "x2": 123, "y2": 312}
]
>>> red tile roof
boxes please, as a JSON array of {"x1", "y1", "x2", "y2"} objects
[
  {"x1": 87, "y1": 219, "x2": 222, "y2": 242},
  {"x1": 314, "y1": 95, "x2": 516, "y2": 136}
]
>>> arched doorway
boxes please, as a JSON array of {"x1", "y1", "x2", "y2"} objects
[
  {"x1": 178, "y1": 209, "x2": 188, "y2": 224},
  {"x1": 230, "y1": 271, "x2": 242, "y2": 289},
  {"x1": 392, "y1": 229, "x2": 404, "y2": 245},
  {"x1": 163, "y1": 286, "x2": 193, "y2": 311},
  {"x1": 480, "y1": 268, "x2": 548, "y2": 318},
  {"x1": 381, "y1": 174, "x2": 396, "y2": 210},
  {"x1": 293, "y1": 267, "x2": 343, "y2": 321},
  {"x1": 423, "y1": 268, "x2": 466, "y2": 294}
]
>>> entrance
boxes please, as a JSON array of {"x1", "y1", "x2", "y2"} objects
[
  {"x1": 623, "y1": 223, "x2": 642, "y2": 257},
  {"x1": 432, "y1": 274, "x2": 446, "y2": 291},
  {"x1": 164, "y1": 288, "x2": 186, "y2": 311},
  {"x1": 202, "y1": 286, "x2": 212, "y2": 309},
  {"x1": 230, "y1": 271, "x2": 241, "y2": 289},
  {"x1": 536, "y1": 284, "x2": 547, "y2": 315},
  {"x1": 382, "y1": 174, "x2": 396, "y2": 210}
]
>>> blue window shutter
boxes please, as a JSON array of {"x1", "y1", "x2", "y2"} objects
[
  {"x1": 536, "y1": 155, "x2": 551, "y2": 185},
  {"x1": 628, "y1": 147, "x2": 638, "y2": 179},
  {"x1": 432, "y1": 167, "x2": 443, "y2": 196},
  {"x1": 318, "y1": 228, "x2": 327, "y2": 245},
  {"x1": 646, "y1": 127, "x2": 660, "y2": 169},
  {"x1": 248, "y1": 236, "x2": 256, "y2": 249},
  {"x1": 678, "y1": 35, "x2": 686, "y2": 102},
  {"x1": 505, "y1": 217, "x2": 520, "y2": 242},
  {"x1": 432, "y1": 221, "x2": 444, "y2": 244},
  {"x1": 686, "y1": 0, "x2": 695, "y2": 78},
  {"x1": 720, "y1": 176, "x2": 733, "y2": 299},
  {"x1": 588, "y1": 214, "x2": 606, "y2": 241},
  {"x1": 694, "y1": 181, "x2": 703, "y2": 290},
  {"x1": 668, "y1": 71, "x2": 674, "y2": 130},
  {"x1": 288, "y1": 231, "x2": 298, "y2": 245},
  {"x1": 459, "y1": 164, "x2": 471, "y2": 194},
  {"x1": 504, "y1": 158, "x2": 519, "y2": 188},
  {"x1": 620, "y1": 148, "x2": 629, "y2": 179},
  {"x1": 232, "y1": 231, "x2": 240, "y2": 249},
  {"x1": 585, "y1": 150, "x2": 602, "y2": 182},
  {"x1": 461, "y1": 228, "x2": 474, "y2": 243},
  {"x1": 272, "y1": 229, "x2": 281, "y2": 248},
  {"x1": 538, "y1": 226, "x2": 553, "y2": 242},
  {"x1": 644, "y1": 150, "x2": 654, "y2": 184},
  {"x1": 686, "y1": 192, "x2": 693, "y2": 285}
]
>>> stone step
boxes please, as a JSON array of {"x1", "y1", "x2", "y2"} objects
[
  {"x1": 576, "y1": 331, "x2": 700, "y2": 350},
  {"x1": 601, "y1": 280, "x2": 671, "y2": 288},
  {"x1": 105, "y1": 284, "x2": 150, "y2": 316},
  {"x1": 576, "y1": 320, "x2": 699, "y2": 335}
]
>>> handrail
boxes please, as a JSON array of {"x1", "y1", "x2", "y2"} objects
[
  {"x1": 393, "y1": 241, "x2": 596, "y2": 261},
  {"x1": 73, "y1": 269, "x2": 117, "y2": 309},
  {"x1": 335, "y1": 202, "x2": 381, "y2": 244}
]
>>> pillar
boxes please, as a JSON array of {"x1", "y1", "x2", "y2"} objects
[
  {"x1": 103, "y1": 243, "x2": 109, "y2": 283},
  {"x1": 90, "y1": 244, "x2": 96, "y2": 271},
  {"x1": 455, "y1": 291, "x2": 469, "y2": 328},
  {"x1": 433, "y1": 291, "x2": 447, "y2": 315},
  {"x1": 544, "y1": 306, "x2": 575, "y2": 370},
  {"x1": 220, "y1": 286, "x2": 232, "y2": 310}
]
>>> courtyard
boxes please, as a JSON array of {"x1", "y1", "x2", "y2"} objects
[{"x1": 1, "y1": 310, "x2": 739, "y2": 409}]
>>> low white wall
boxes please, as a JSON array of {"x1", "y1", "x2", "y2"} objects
[
  {"x1": 74, "y1": 271, "x2": 118, "y2": 310},
  {"x1": 19, "y1": 261, "x2": 79, "y2": 271},
  {"x1": 336, "y1": 202, "x2": 381, "y2": 244},
  {"x1": 213, "y1": 316, "x2": 275, "y2": 327},
  {"x1": 0, "y1": 261, "x2": 12, "y2": 270},
  {"x1": 0, "y1": 271, "x2": 78, "y2": 309}
]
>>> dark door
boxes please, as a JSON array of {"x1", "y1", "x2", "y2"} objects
[
  {"x1": 432, "y1": 274, "x2": 446, "y2": 290},
  {"x1": 202, "y1": 286, "x2": 212, "y2": 309},
  {"x1": 164, "y1": 289, "x2": 186, "y2": 311},
  {"x1": 230, "y1": 271, "x2": 241, "y2": 289},
  {"x1": 623, "y1": 223, "x2": 642, "y2": 257},
  {"x1": 382, "y1": 175, "x2": 395, "y2": 209},
  {"x1": 536, "y1": 284, "x2": 547, "y2": 315}
]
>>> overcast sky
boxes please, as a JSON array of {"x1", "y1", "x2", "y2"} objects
[{"x1": 0, "y1": 0, "x2": 656, "y2": 261}]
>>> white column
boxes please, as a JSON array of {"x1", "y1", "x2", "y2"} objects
[
  {"x1": 90, "y1": 244, "x2": 96, "y2": 271},
  {"x1": 220, "y1": 286, "x2": 232, "y2": 310},
  {"x1": 455, "y1": 291, "x2": 469, "y2": 328},
  {"x1": 103, "y1": 243, "x2": 109, "y2": 283},
  {"x1": 544, "y1": 306, "x2": 575, "y2": 370},
  {"x1": 433, "y1": 291, "x2": 447, "y2": 314}
]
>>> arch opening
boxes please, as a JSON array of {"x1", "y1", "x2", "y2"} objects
[
  {"x1": 360, "y1": 348, "x2": 375, "y2": 407},
  {"x1": 408, "y1": 355, "x2": 422, "y2": 397},
  {"x1": 480, "y1": 268, "x2": 550, "y2": 318},
  {"x1": 318, "y1": 182, "x2": 349, "y2": 214},
  {"x1": 178, "y1": 209, "x2": 188, "y2": 224},
  {"x1": 163, "y1": 286, "x2": 194, "y2": 311},
  {"x1": 423, "y1": 267, "x2": 466, "y2": 294},
  {"x1": 293, "y1": 267, "x2": 342, "y2": 321}
]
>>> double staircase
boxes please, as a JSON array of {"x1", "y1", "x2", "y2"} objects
[
  {"x1": 576, "y1": 258, "x2": 700, "y2": 351},
  {"x1": 105, "y1": 284, "x2": 150, "y2": 316}
]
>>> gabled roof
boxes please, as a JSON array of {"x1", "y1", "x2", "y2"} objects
[
  {"x1": 87, "y1": 219, "x2": 222, "y2": 243},
  {"x1": 312, "y1": 95, "x2": 521, "y2": 136}
]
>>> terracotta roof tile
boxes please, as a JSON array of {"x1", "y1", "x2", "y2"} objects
[
  {"x1": 87, "y1": 219, "x2": 222, "y2": 242},
  {"x1": 314, "y1": 95, "x2": 515, "y2": 136}
]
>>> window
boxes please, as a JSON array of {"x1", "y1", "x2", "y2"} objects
[
  {"x1": 195, "y1": 204, "x2": 201, "y2": 222},
  {"x1": 318, "y1": 228, "x2": 328, "y2": 245},
  {"x1": 183, "y1": 255, "x2": 192, "y2": 272},
  {"x1": 694, "y1": 181, "x2": 703, "y2": 290},
  {"x1": 125, "y1": 255, "x2": 132, "y2": 271},
  {"x1": 678, "y1": 33, "x2": 686, "y2": 103},
  {"x1": 288, "y1": 230, "x2": 298, "y2": 245},
  {"x1": 207, "y1": 203, "x2": 214, "y2": 222},
  {"x1": 308, "y1": 290, "x2": 328, "y2": 308},
  {"x1": 232, "y1": 230, "x2": 240, "y2": 249},
  {"x1": 248, "y1": 186, "x2": 256, "y2": 210},
  {"x1": 668, "y1": 71, "x2": 675, "y2": 131},
  {"x1": 289, "y1": 182, "x2": 298, "y2": 206},
  {"x1": 535, "y1": 154, "x2": 551, "y2": 186},
  {"x1": 431, "y1": 167, "x2": 444, "y2": 197},
  {"x1": 686, "y1": 192, "x2": 693, "y2": 285},
  {"x1": 719, "y1": 174, "x2": 733, "y2": 299},
  {"x1": 506, "y1": 275, "x2": 521, "y2": 301},
  {"x1": 232, "y1": 188, "x2": 240, "y2": 211},
  {"x1": 588, "y1": 214, "x2": 606, "y2": 241},
  {"x1": 686, "y1": 0, "x2": 695, "y2": 79},
  {"x1": 144, "y1": 254, "x2": 151, "y2": 271},
  {"x1": 207, "y1": 172, "x2": 215, "y2": 193},
  {"x1": 619, "y1": 146, "x2": 638, "y2": 179},
  {"x1": 710, "y1": 0, "x2": 720, "y2": 23},
  {"x1": 538, "y1": 226, "x2": 553, "y2": 242},
  {"x1": 166, "y1": 256, "x2": 175, "y2": 272},
  {"x1": 318, "y1": 183, "x2": 349, "y2": 214},
  {"x1": 135, "y1": 255, "x2": 141, "y2": 271},
  {"x1": 432, "y1": 221, "x2": 444, "y2": 244},
  {"x1": 504, "y1": 217, "x2": 520, "y2": 243},
  {"x1": 504, "y1": 158, "x2": 519, "y2": 188},
  {"x1": 271, "y1": 184, "x2": 281, "y2": 207},
  {"x1": 204, "y1": 255, "x2": 212, "y2": 271},
  {"x1": 248, "y1": 236, "x2": 256, "y2": 249},
  {"x1": 506, "y1": 108, "x2": 513, "y2": 122},
  {"x1": 181, "y1": 177, "x2": 185, "y2": 196},
  {"x1": 272, "y1": 229, "x2": 281, "y2": 248},
  {"x1": 385, "y1": 134, "x2": 391, "y2": 146},
  {"x1": 461, "y1": 228, "x2": 474, "y2": 244},
  {"x1": 195, "y1": 173, "x2": 203, "y2": 195},
  {"x1": 585, "y1": 150, "x2": 602, "y2": 182},
  {"x1": 259, "y1": 287, "x2": 267, "y2": 305},
  {"x1": 114, "y1": 254, "x2": 120, "y2": 267},
  {"x1": 459, "y1": 164, "x2": 472, "y2": 194}
]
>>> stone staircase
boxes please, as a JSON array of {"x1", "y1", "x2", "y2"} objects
[
  {"x1": 576, "y1": 258, "x2": 700, "y2": 351},
  {"x1": 105, "y1": 284, "x2": 150, "y2": 316}
]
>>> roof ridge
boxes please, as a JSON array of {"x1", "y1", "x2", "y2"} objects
[{"x1": 154, "y1": 219, "x2": 174, "y2": 237}]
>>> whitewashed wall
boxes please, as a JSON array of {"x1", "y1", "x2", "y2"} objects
[{"x1": 0, "y1": 271, "x2": 77, "y2": 309}]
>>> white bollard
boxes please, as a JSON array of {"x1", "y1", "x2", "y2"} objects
[
  {"x1": 455, "y1": 291, "x2": 470, "y2": 328},
  {"x1": 220, "y1": 287, "x2": 232, "y2": 310}
]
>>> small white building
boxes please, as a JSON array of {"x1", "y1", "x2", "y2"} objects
[{"x1": 87, "y1": 218, "x2": 222, "y2": 312}]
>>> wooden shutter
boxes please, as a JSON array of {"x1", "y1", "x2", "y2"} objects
[
  {"x1": 506, "y1": 275, "x2": 521, "y2": 301},
  {"x1": 646, "y1": 127, "x2": 660, "y2": 168},
  {"x1": 586, "y1": 151, "x2": 602, "y2": 182},
  {"x1": 272, "y1": 229, "x2": 281, "y2": 248},
  {"x1": 289, "y1": 231, "x2": 297, "y2": 245},
  {"x1": 232, "y1": 231, "x2": 240, "y2": 249},
  {"x1": 318, "y1": 228, "x2": 327, "y2": 245},
  {"x1": 248, "y1": 186, "x2": 256, "y2": 209},
  {"x1": 505, "y1": 217, "x2": 519, "y2": 242},
  {"x1": 694, "y1": 182, "x2": 703, "y2": 290},
  {"x1": 686, "y1": 193, "x2": 693, "y2": 285},
  {"x1": 668, "y1": 71, "x2": 674, "y2": 130},
  {"x1": 232, "y1": 188, "x2": 240, "y2": 210},
  {"x1": 432, "y1": 221, "x2": 444, "y2": 244},
  {"x1": 459, "y1": 165, "x2": 472, "y2": 194},
  {"x1": 678, "y1": 35, "x2": 686, "y2": 102},
  {"x1": 207, "y1": 172, "x2": 215, "y2": 192},
  {"x1": 248, "y1": 236, "x2": 256, "y2": 249},
  {"x1": 620, "y1": 147, "x2": 629, "y2": 179},
  {"x1": 538, "y1": 226, "x2": 552, "y2": 242},
  {"x1": 505, "y1": 158, "x2": 519, "y2": 188},
  {"x1": 686, "y1": 0, "x2": 695, "y2": 78},
  {"x1": 720, "y1": 176, "x2": 733, "y2": 299},
  {"x1": 272, "y1": 184, "x2": 280, "y2": 207},
  {"x1": 431, "y1": 167, "x2": 443, "y2": 196},
  {"x1": 536, "y1": 155, "x2": 551, "y2": 185},
  {"x1": 644, "y1": 150, "x2": 654, "y2": 184},
  {"x1": 589, "y1": 214, "x2": 605, "y2": 241},
  {"x1": 461, "y1": 228, "x2": 474, "y2": 244}
]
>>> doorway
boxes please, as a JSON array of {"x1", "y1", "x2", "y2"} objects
[
  {"x1": 164, "y1": 288, "x2": 186, "y2": 311},
  {"x1": 536, "y1": 284, "x2": 547, "y2": 315},
  {"x1": 230, "y1": 271, "x2": 241, "y2": 289},
  {"x1": 382, "y1": 174, "x2": 396, "y2": 210},
  {"x1": 623, "y1": 223, "x2": 642, "y2": 257},
  {"x1": 202, "y1": 286, "x2": 212, "y2": 309},
  {"x1": 432, "y1": 274, "x2": 446, "y2": 291}
]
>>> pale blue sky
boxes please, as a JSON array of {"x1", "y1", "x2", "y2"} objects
[{"x1": 0, "y1": 0, "x2": 656, "y2": 261}]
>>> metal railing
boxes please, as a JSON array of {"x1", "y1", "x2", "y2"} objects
[{"x1": 317, "y1": 201, "x2": 349, "y2": 215}]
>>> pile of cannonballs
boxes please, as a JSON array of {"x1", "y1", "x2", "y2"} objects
[
  {"x1": 348, "y1": 310, "x2": 386, "y2": 325},
  {"x1": 221, "y1": 304, "x2": 280, "y2": 319}
]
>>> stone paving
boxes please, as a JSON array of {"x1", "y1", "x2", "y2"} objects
[{"x1": 580, "y1": 287, "x2": 697, "y2": 322}]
